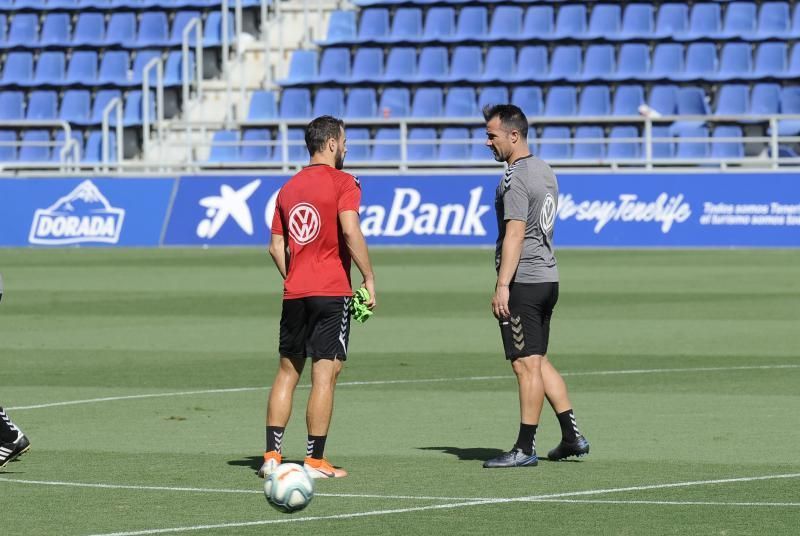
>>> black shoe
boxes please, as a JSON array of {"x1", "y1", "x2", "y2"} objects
[
  {"x1": 547, "y1": 436, "x2": 590, "y2": 461},
  {"x1": 0, "y1": 432, "x2": 31, "y2": 469},
  {"x1": 483, "y1": 448, "x2": 538, "y2": 468}
]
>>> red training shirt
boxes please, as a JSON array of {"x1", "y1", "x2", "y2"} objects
[{"x1": 271, "y1": 164, "x2": 362, "y2": 299}]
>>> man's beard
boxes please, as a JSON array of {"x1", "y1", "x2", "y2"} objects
[
  {"x1": 334, "y1": 148, "x2": 345, "y2": 170},
  {"x1": 491, "y1": 147, "x2": 505, "y2": 162}
]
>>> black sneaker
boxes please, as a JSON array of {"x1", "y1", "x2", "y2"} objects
[
  {"x1": 547, "y1": 436, "x2": 590, "y2": 461},
  {"x1": 0, "y1": 431, "x2": 31, "y2": 469},
  {"x1": 483, "y1": 448, "x2": 538, "y2": 468}
]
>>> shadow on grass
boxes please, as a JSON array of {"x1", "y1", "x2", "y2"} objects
[
  {"x1": 226, "y1": 455, "x2": 305, "y2": 473},
  {"x1": 418, "y1": 446, "x2": 505, "y2": 461}
]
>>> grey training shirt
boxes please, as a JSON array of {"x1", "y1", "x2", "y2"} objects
[{"x1": 494, "y1": 155, "x2": 559, "y2": 283}]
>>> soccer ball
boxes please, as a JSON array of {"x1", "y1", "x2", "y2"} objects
[{"x1": 263, "y1": 463, "x2": 314, "y2": 513}]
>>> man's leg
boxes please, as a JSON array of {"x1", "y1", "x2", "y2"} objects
[
  {"x1": 303, "y1": 357, "x2": 347, "y2": 478},
  {"x1": 258, "y1": 356, "x2": 305, "y2": 478},
  {"x1": 541, "y1": 355, "x2": 590, "y2": 460}
]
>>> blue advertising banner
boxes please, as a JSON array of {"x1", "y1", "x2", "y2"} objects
[
  {"x1": 163, "y1": 173, "x2": 800, "y2": 247},
  {"x1": 0, "y1": 178, "x2": 175, "y2": 246}
]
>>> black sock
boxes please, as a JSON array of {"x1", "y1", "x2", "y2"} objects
[
  {"x1": 556, "y1": 409, "x2": 581, "y2": 442},
  {"x1": 514, "y1": 423, "x2": 538, "y2": 455},
  {"x1": 306, "y1": 435, "x2": 327, "y2": 459},
  {"x1": 266, "y1": 426, "x2": 285, "y2": 454},
  {"x1": 0, "y1": 407, "x2": 20, "y2": 442}
]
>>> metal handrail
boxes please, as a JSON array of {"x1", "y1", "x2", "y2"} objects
[
  {"x1": 182, "y1": 17, "x2": 204, "y2": 163},
  {"x1": 142, "y1": 56, "x2": 165, "y2": 162},
  {"x1": 101, "y1": 97, "x2": 123, "y2": 170},
  {"x1": 0, "y1": 120, "x2": 79, "y2": 170}
]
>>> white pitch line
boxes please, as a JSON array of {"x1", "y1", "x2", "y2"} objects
[
  {"x1": 7, "y1": 364, "x2": 799, "y2": 412},
  {"x1": 534, "y1": 499, "x2": 800, "y2": 507},
  {"x1": 84, "y1": 473, "x2": 800, "y2": 536}
]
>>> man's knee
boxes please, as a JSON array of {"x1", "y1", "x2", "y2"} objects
[{"x1": 511, "y1": 355, "x2": 543, "y2": 377}]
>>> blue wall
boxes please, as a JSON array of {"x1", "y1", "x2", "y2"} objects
[{"x1": 1, "y1": 173, "x2": 798, "y2": 247}]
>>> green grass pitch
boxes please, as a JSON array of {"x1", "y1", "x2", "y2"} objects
[{"x1": 1, "y1": 248, "x2": 799, "y2": 535}]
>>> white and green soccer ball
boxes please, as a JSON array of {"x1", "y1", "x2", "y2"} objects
[{"x1": 264, "y1": 463, "x2": 314, "y2": 513}]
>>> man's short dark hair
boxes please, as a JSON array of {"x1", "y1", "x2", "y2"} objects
[
  {"x1": 482, "y1": 104, "x2": 528, "y2": 139},
  {"x1": 305, "y1": 115, "x2": 345, "y2": 156}
]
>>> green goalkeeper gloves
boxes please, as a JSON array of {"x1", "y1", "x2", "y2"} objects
[{"x1": 351, "y1": 287, "x2": 373, "y2": 324}]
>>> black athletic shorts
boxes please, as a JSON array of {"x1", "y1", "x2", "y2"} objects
[
  {"x1": 499, "y1": 282, "x2": 559, "y2": 360},
  {"x1": 279, "y1": 296, "x2": 352, "y2": 360}
]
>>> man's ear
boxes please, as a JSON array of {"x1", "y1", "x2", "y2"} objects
[
  {"x1": 510, "y1": 129, "x2": 520, "y2": 144},
  {"x1": 328, "y1": 137, "x2": 337, "y2": 153}
]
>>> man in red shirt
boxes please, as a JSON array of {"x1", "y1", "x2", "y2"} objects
[{"x1": 258, "y1": 116, "x2": 376, "y2": 479}]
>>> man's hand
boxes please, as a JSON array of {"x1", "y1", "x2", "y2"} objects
[
  {"x1": 362, "y1": 279, "x2": 376, "y2": 310},
  {"x1": 492, "y1": 284, "x2": 510, "y2": 320}
]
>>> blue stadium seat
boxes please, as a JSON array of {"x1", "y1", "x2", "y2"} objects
[
  {"x1": 83, "y1": 130, "x2": 117, "y2": 163},
  {"x1": 539, "y1": 126, "x2": 571, "y2": 160},
  {"x1": 19, "y1": 130, "x2": 51, "y2": 162},
  {"x1": 123, "y1": 89, "x2": 156, "y2": 126},
  {"x1": 574, "y1": 126, "x2": 605, "y2": 159},
  {"x1": 313, "y1": 88, "x2": 345, "y2": 117},
  {"x1": 167, "y1": 11, "x2": 202, "y2": 46},
  {"x1": 26, "y1": 90, "x2": 58, "y2": 119},
  {"x1": 281, "y1": 50, "x2": 318, "y2": 85},
  {"x1": 414, "y1": 46, "x2": 448, "y2": 82},
  {"x1": 754, "y1": 2, "x2": 790, "y2": 39},
  {"x1": 316, "y1": 47, "x2": 350, "y2": 83},
  {"x1": 5, "y1": 13, "x2": 38, "y2": 48},
  {"x1": 0, "y1": 91, "x2": 23, "y2": 120},
  {"x1": 544, "y1": 46, "x2": 581, "y2": 82},
  {"x1": 380, "y1": 47, "x2": 416, "y2": 83},
  {"x1": 345, "y1": 127, "x2": 370, "y2": 161},
  {"x1": 129, "y1": 11, "x2": 169, "y2": 47},
  {"x1": 511, "y1": 46, "x2": 548, "y2": 83},
  {"x1": 446, "y1": 46, "x2": 482, "y2": 82},
  {"x1": 1, "y1": 52, "x2": 33, "y2": 86},
  {"x1": 445, "y1": 87, "x2": 477, "y2": 117},
  {"x1": 578, "y1": 85, "x2": 611, "y2": 116},
  {"x1": 480, "y1": 46, "x2": 515, "y2": 83},
  {"x1": 780, "y1": 43, "x2": 800, "y2": 80},
  {"x1": 348, "y1": 47, "x2": 383, "y2": 83},
  {"x1": 97, "y1": 50, "x2": 130, "y2": 85},
  {"x1": 585, "y1": 4, "x2": 621, "y2": 40},
  {"x1": 553, "y1": 4, "x2": 587, "y2": 39},
  {"x1": 716, "y1": 1, "x2": 757, "y2": 39},
  {"x1": 478, "y1": 86, "x2": 509, "y2": 112},
  {"x1": 40, "y1": 13, "x2": 71, "y2": 47},
  {"x1": 444, "y1": 6, "x2": 487, "y2": 42},
  {"x1": 163, "y1": 50, "x2": 194, "y2": 87},
  {"x1": 129, "y1": 50, "x2": 162, "y2": 86},
  {"x1": 65, "y1": 51, "x2": 97, "y2": 86},
  {"x1": 649, "y1": 85, "x2": 679, "y2": 115},
  {"x1": 676, "y1": 86, "x2": 711, "y2": 117},
  {"x1": 469, "y1": 127, "x2": 488, "y2": 160},
  {"x1": 33, "y1": 51, "x2": 65, "y2": 85},
  {"x1": 572, "y1": 44, "x2": 615, "y2": 82},
  {"x1": 751, "y1": 83, "x2": 780, "y2": 115},
  {"x1": 321, "y1": 10, "x2": 356, "y2": 44},
  {"x1": 672, "y1": 42, "x2": 717, "y2": 82},
  {"x1": 711, "y1": 125, "x2": 744, "y2": 158},
  {"x1": 421, "y1": 7, "x2": 454, "y2": 41},
  {"x1": 608, "y1": 126, "x2": 641, "y2": 159},
  {"x1": 104, "y1": 12, "x2": 136, "y2": 46},
  {"x1": 673, "y1": 125, "x2": 710, "y2": 158},
  {"x1": 208, "y1": 130, "x2": 239, "y2": 162},
  {"x1": 612, "y1": 85, "x2": 645, "y2": 115},
  {"x1": 511, "y1": 86, "x2": 543, "y2": 117},
  {"x1": 488, "y1": 6, "x2": 523, "y2": 41},
  {"x1": 0, "y1": 130, "x2": 16, "y2": 162},
  {"x1": 651, "y1": 125, "x2": 675, "y2": 159},
  {"x1": 247, "y1": 90, "x2": 277, "y2": 120},
  {"x1": 0, "y1": 15, "x2": 6, "y2": 45},
  {"x1": 778, "y1": 87, "x2": 800, "y2": 135},
  {"x1": 615, "y1": 4, "x2": 654, "y2": 40},
  {"x1": 240, "y1": 128, "x2": 272, "y2": 161},
  {"x1": 439, "y1": 127, "x2": 469, "y2": 161},
  {"x1": 412, "y1": 87, "x2": 443, "y2": 117},
  {"x1": 379, "y1": 87, "x2": 410, "y2": 117},
  {"x1": 609, "y1": 43, "x2": 650, "y2": 81},
  {"x1": 544, "y1": 86, "x2": 577, "y2": 116},
  {"x1": 203, "y1": 11, "x2": 234, "y2": 47},
  {"x1": 373, "y1": 128, "x2": 400, "y2": 161},
  {"x1": 388, "y1": 8, "x2": 422, "y2": 42},
  {"x1": 73, "y1": 13, "x2": 105, "y2": 46},
  {"x1": 752, "y1": 42, "x2": 787, "y2": 78},
  {"x1": 358, "y1": 8, "x2": 389, "y2": 41},
  {"x1": 715, "y1": 84, "x2": 749, "y2": 115},
  {"x1": 88, "y1": 89, "x2": 121, "y2": 125},
  {"x1": 59, "y1": 89, "x2": 91, "y2": 123},
  {"x1": 52, "y1": 130, "x2": 82, "y2": 162},
  {"x1": 345, "y1": 88, "x2": 377, "y2": 118},
  {"x1": 646, "y1": 44, "x2": 685, "y2": 81},
  {"x1": 279, "y1": 88, "x2": 312, "y2": 118},
  {"x1": 675, "y1": 3, "x2": 722, "y2": 41},
  {"x1": 711, "y1": 43, "x2": 752, "y2": 81},
  {"x1": 521, "y1": 5, "x2": 554, "y2": 40},
  {"x1": 408, "y1": 128, "x2": 437, "y2": 160},
  {"x1": 654, "y1": 3, "x2": 689, "y2": 38},
  {"x1": 280, "y1": 128, "x2": 307, "y2": 162}
]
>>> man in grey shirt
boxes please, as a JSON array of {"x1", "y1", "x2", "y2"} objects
[{"x1": 482, "y1": 104, "x2": 590, "y2": 469}]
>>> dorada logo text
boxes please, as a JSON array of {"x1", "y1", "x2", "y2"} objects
[
  {"x1": 29, "y1": 180, "x2": 125, "y2": 245},
  {"x1": 558, "y1": 193, "x2": 691, "y2": 233}
]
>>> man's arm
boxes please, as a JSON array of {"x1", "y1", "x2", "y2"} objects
[
  {"x1": 492, "y1": 219, "x2": 525, "y2": 319},
  {"x1": 339, "y1": 210, "x2": 376, "y2": 309},
  {"x1": 268, "y1": 233, "x2": 289, "y2": 280}
]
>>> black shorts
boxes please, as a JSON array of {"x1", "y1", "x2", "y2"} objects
[
  {"x1": 279, "y1": 296, "x2": 352, "y2": 360},
  {"x1": 499, "y1": 282, "x2": 559, "y2": 360}
]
